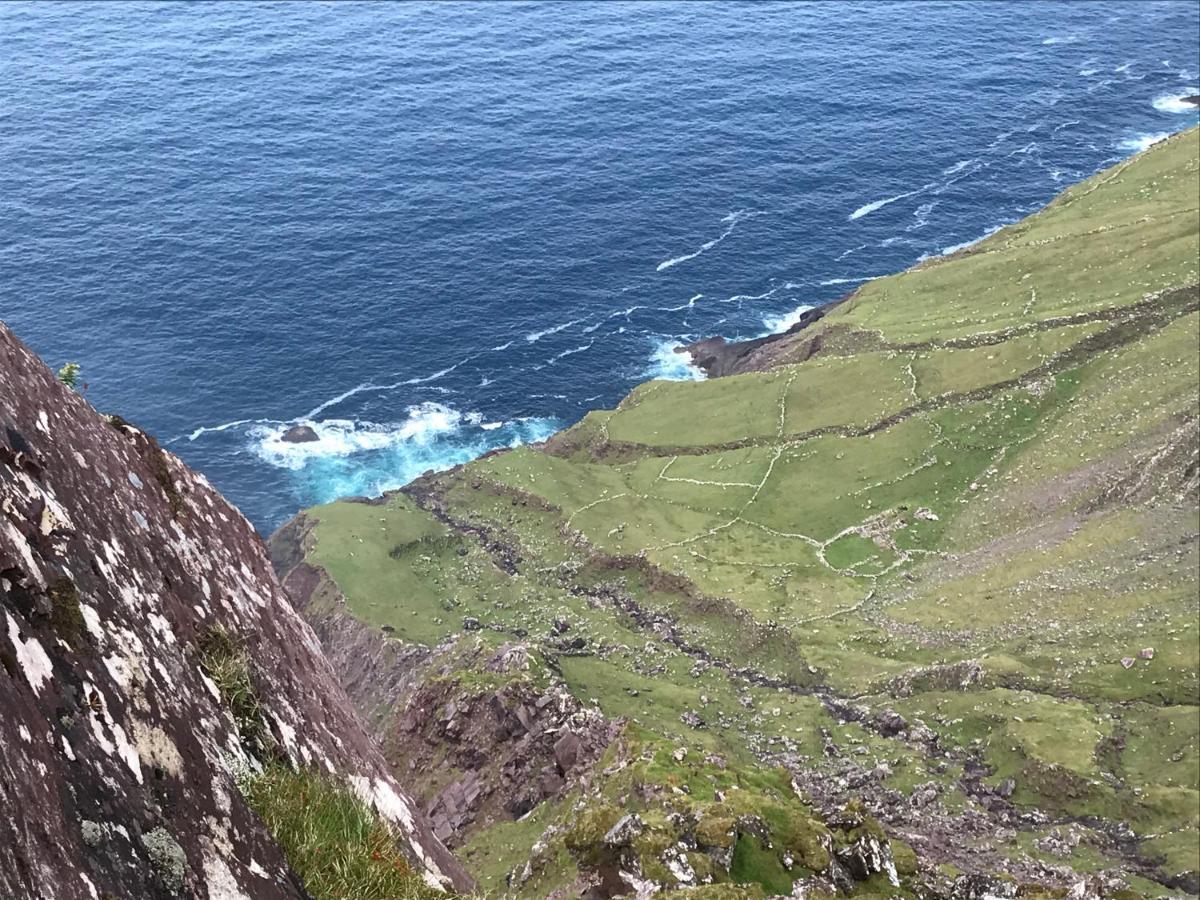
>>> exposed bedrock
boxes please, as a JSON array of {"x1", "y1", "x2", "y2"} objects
[{"x1": 0, "y1": 323, "x2": 472, "y2": 898}]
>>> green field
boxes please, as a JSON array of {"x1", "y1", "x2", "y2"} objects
[{"x1": 278, "y1": 128, "x2": 1200, "y2": 897}]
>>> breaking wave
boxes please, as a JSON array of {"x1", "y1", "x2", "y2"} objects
[
  {"x1": 1117, "y1": 132, "x2": 1171, "y2": 153},
  {"x1": 761, "y1": 304, "x2": 814, "y2": 335},
  {"x1": 1152, "y1": 90, "x2": 1199, "y2": 114},
  {"x1": 248, "y1": 403, "x2": 560, "y2": 505},
  {"x1": 643, "y1": 338, "x2": 706, "y2": 381}
]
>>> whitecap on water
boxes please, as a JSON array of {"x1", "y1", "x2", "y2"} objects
[
  {"x1": 660, "y1": 293, "x2": 703, "y2": 313},
  {"x1": 907, "y1": 201, "x2": 938, "y2": 231},
  {"x1": 656, "y1": 210, "x2": 760, "y2": 272},
  {"x1": 941, "y1": 159, "x2": 976, "y2": 175},
  {"x1": 848, "y1": 189, "x2": 919, "y2": 221},
  {"x1": 548, "y1": 340, "x2": 595, "y2": 364},
  {"x1": 525, "y1": 317, "x2": 586, "y2": 343}
]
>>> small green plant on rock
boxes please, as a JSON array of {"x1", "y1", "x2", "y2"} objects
[{"x1": 56, "y1": 362, "x2": 81, "y2": 390}]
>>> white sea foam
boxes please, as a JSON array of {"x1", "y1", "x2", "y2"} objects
[
  {"x1": 836, "y1": 243, "x2": 868, "y2": 261},
  {"x1": 404, "y1": 362, "x2": 462, "y2": 385},
  {"x1": 848, "y1": 189, "x2": 920, "y2": 221},
  {"x1": 644, "y1": 339, "x2": 706, "y2": 381},
  {"x1": 655, "y1": 210, "x2": 759, "y2": 272},
  {"x1": 1117, "y1": 132, "x2": 1171, "y2": 153},
  {"x1": 302, "y1": 382, "x2": 384, "y2": 419},
  {"x1": 186, "y1": 418, "x2": 282, "y2": 441},
  {"x1": 610, "y1": 305, "x2": 646, "y2": 319},
  {"x1": 1052, "y1": 120, "x2": 1081, "y2": 133},
  {"x1": 1042, "y1": 35, "x2": 1076, "y2": 45},
  {"x1": 490, "y1": 340, "x2": 514, "y2": 352},
  {"x1": 298, "y1": 361, "x2": 466, "y2": 420},
  {"x1": 1152, "y1": 90, "x2": 1200, "y2": 114},
  {"x1": 548, "y1": 340, "x2": 595, "y2": 363},
  {"x1": 249, "y1": 403, "x2": 560, "y2": 504},
  {"x1": 661, "y1": 293, "x2": 703, "y2": 312},
  {"x1": 907, "y1": 201, "x2": 937, "y2": 231},
  {"x1": 820, "y1": 275, "x2": 880, "y2": 286},
  {"x1": 723, "y1": 286, "x2": 781, "y2": 305},
  {"x1": 942, "y1": 159, "x2": 976, "y2": 175},
  {"x1": 1006, "y1": 141, "x2": 1039, "y2": 158},
  {"x1": 761, "y1": 304, "x2": 815, "y2": 334},
  {"x1": 253, "y1": 404, "x2": 464, "y2": 469},
  {"x1": 879, "y1": 235, "x2": 922, "y2": 248},
  {"x1": 1114, "y1": 62, "x2": 1132, "y2": 73},
  {"x1": 525, "y1": 317, "x2": 585, "y2": 343},
  {"x1": 938, "y1": 224, "x2": 1006, "y2": 257},
  {"x1": 987, "y1": 129, "x2": 1014, "y2": 149}
]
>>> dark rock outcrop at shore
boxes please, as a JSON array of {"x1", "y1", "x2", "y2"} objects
[
  {"x1": 0, "y1": 323, "x2": 472, "y2": 898},
  {"x1": 684, "y1": 304, "x2": 830, "y2": 377},
  {"x1": 1182, "y1": 95, "x2": 1200, "y2": 108}
]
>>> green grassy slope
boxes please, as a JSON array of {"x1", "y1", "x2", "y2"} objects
[{"x1": 283, "y1": 128, "x2": 1199, "y2": 896}]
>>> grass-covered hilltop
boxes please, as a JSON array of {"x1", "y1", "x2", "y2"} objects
[{"x1": 272, "y1": 127, "x2": 1200, "y2": 898}]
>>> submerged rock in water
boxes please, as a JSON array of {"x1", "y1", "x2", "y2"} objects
[{"x1": 281, "y1": 424, "x2": 319, "y2": 443}]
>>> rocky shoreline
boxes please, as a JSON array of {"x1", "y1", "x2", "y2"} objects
[{"x1": 682, "y1": 303, "x2": 832, "y2": 377}]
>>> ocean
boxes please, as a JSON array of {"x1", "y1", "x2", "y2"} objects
[{"x1": 2, "y1": 1, "x2": 1197, "y2": 532}]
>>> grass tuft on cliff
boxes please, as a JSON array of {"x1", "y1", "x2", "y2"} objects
[
  {"x1": 195, "y1": 625, "x2": 273, "y2": 758},
  {"x1": 243, "y1": 766, "x2": 448, "y2": 900}
]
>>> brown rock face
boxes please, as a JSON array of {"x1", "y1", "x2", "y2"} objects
[
  {"x1": 0, "y1": 324, "x2": 472, "y2": 898},
  {"x1": 388, "y1": 649, "x2": 621, "y2": 848}
]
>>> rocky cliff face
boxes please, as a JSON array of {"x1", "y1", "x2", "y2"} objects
[
  {"x1": 0, "y1": 323, "x2": 471, "y2": 899},
  {"x1": 272, "y1": 514, "x2": 621, "y2": 854}
]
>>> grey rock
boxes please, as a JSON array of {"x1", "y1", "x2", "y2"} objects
[{"x1": 603, "y1": 813, "x2": 645, "y2": 847}]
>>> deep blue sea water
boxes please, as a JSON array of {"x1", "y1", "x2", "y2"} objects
[{"x1": 3, "y1": 2, "x2": 1198, "y2": 532}]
